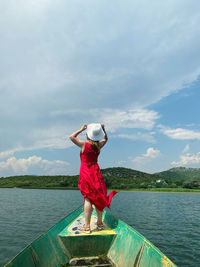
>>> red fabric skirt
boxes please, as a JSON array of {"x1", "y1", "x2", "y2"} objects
[{"x1": 78, "y1": 163, "x2": 118, "y2": 211}]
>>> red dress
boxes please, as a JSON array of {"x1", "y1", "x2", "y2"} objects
[{"x1": 78, "y1": 142, "x2": 118, "y2": 211}]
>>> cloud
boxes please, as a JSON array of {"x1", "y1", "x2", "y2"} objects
[
  {"x1": 114, "y1": 132, "x2": 156, "y2": 143},
  {"x1": 1, "y1": 0, "x2": 200, "y2": 175},
  {"x1": 100, "y1": 109, "x2": 159, "y2": 132},
  {"x1": 132, "y1": 147, "x2": 161, "y2": 164},
  {"x1": 0, "y1": 149, "x2": 16, "y2": 159},
  {"x1": 171, "y1": 152, "x2": 200, "y2": 166},
  {"x1": 30, "y1": 126, "x2": 73, "y2": 149},
  {"x1": 1, "y1": 1, "x2": 200, "y2": 114},
  {"x1": 160, "y1": 127, "x2": 200, "y2": 140},
  {"x1": 183, "y1": 144, "x2": 190, "y2": 153},
  {"x1": 0, "y1": 124, "x2": 73, "y2": 156},
  {"x1": 0, "y1": 107, "x2": 158, "y2": 156},
  {"x1": 0, "y1": 156, "x2": 70, "y2": 177},
  {"x1": 51, "y1": 107, "x2": 159, "y2": 131}
]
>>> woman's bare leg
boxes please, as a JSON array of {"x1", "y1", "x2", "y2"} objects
[
  {"x1": 95, "y1": 206, "x2": 103, "y2": 225},
  {"x1": 84, "y1": 197, "x2": 92, "y2": 228}
]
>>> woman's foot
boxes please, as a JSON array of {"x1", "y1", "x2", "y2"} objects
[
  {"x1": 78, "y1": 224, "x2": 91, "y2": 234},
  {"x1": 96, "y1": 222, "x2": 105, "y2": 230}
]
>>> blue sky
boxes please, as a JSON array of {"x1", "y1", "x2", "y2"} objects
[{"x1": 1, "y1": 0, "x2": 200, "y2": 176}]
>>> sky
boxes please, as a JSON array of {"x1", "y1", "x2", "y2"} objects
[{"x1": 1, "y1": 0, "x2": 200, "y2": 177}]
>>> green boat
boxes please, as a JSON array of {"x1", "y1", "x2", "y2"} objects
[{"x1": 5, "y1": 205, "x2": 176, "y2": 267}]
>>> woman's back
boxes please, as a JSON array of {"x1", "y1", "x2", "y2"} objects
[{"x1": 80, "y1": 142, "x2": 100, "y2": 165}]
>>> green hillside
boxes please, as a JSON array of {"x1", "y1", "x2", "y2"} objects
[
  {"x1": 0, "y1": 167, "x2": 199, "y2": 190},
  {"x1": 155, "y1": 167, "x2": 200, "y2": 181},
  {"x1": 0, "y1": 167, "x2": 157, "y2": 190},
  {"x1": 102, "y1": 167, "x2": 155, "y2": 180},
  {"x1": 102, "y1": 167, "x2": 158, "y2": 189},
  {"x1": 0, "y1": 174, "x2": 79, "y2": 189}
]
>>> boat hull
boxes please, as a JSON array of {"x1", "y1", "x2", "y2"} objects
[{"x1": 5, "y1": 205, "x2": 176, "y2": 267}]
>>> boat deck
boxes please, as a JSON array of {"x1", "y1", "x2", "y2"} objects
[{"x1": 59, "y1": 213, "x2": 116, "y2": 237}]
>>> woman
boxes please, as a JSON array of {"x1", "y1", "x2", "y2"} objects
[{"x1": 69, "y1": 123, "x2": 118, "y2": 233}]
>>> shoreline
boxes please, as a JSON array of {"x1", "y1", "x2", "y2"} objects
[{"x1": 0, "y1": 186, "x2": 200, "y2": 193}]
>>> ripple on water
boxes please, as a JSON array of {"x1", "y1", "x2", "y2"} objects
[{"x1": 0, "y1": 189, "x2": 200, "y2": 267}]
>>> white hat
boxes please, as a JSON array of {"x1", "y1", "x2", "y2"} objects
[{"x1": 87, "y1": 123, "x2": 104, "y2": 141}]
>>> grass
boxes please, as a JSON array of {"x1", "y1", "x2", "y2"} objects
[
  {"x1": 110, "y1": 187, "x2": 200, "y2": 193},
  {"x1": 149, "y1": 187, "x2": 200, "y2": 192},
  {"x1": 0, "y1": 185, "x2": 199, "y2": 193}
]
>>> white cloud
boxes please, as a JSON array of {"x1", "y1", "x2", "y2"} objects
[
  {"x1": 100, "y1": 109, "x2": 159, "y2": 132},
  {"x1": 114, "y1": 132, "x2": 156, "y2": 143},
  {"x1": 50, "y1": 107, "x2": 159, "y2": 132},
  {"x1": 0, "y1": 156, "x2": 70, "y2": 176},
  {"x1": 1, "y1": 0, "x2": 200, "y2": 174},
  {"x1": 30, "y1": 126, "x2": 73, "y2": 149},
  {"x1": 0, "y1": 149, "x2": 16, "y2": 159},
  {"x1": 183, "y1": 144, "x2": 190, "y2": 153},
  {"x1": 1, "y1": 0, "x2": 200, "y2": 114},
  {"x1": 0, "y1": 125, "x2": 73, "y2": 158},
  {"x1": 171, "y1": 152, "x2": 200, "y2": 166},
  {"x1": 160, "y1": 127, "x2": 200, "y2": 140},
  {"x1": 132, "y1": 147, "x2": 161, "y2": 164},
  {"x1": 0, "y1": 107, "x2": 158, "y2": 155}
]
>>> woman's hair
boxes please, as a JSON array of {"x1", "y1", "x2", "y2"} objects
[{"x1": 87, "y1": 138, "x2": 100, "y2": 152}]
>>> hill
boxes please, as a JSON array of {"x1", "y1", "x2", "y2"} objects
[
  {"x1": 0, "y1": 167, "x2": 199, "y2": 190},
  {"x1": 0, "y1": 167, "x2": 158, "y2": 190},
  {"x1": 155, "y1": 167, "x2": 200, "y2": 181},
  {"x1": 101, "y1": 167, "x2": 158, "y2": 189},
  {"x1": 102, "y1": 167, "x2": 155, "y2": 180}
]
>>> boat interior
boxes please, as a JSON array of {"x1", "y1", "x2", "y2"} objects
[{"x1": 59, "y1": 211, "x2": 117, "y2": 267}]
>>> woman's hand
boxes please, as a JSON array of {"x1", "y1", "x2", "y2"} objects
[
  {"x1": 101, "y1": 123, "x2": 105, "y2": 129},
  {"x1": 80, "y1": 124, "x2": 87, "y2": 131}
]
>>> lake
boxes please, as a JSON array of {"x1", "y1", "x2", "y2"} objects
[{"x1": 0, "y1": 188, "x2": 199, "y2": 266}]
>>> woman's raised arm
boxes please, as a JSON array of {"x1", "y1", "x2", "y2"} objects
[
  {"x1": 99, "y1": 124, "x2": 108, "y2": 149},
  {"x1": 69, "y1": 124, "x2": 87, "y2": 148}
]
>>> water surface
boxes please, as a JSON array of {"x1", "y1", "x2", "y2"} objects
[{"x1": 0, "y1": 188, "x2": 199, "y2": 266}]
